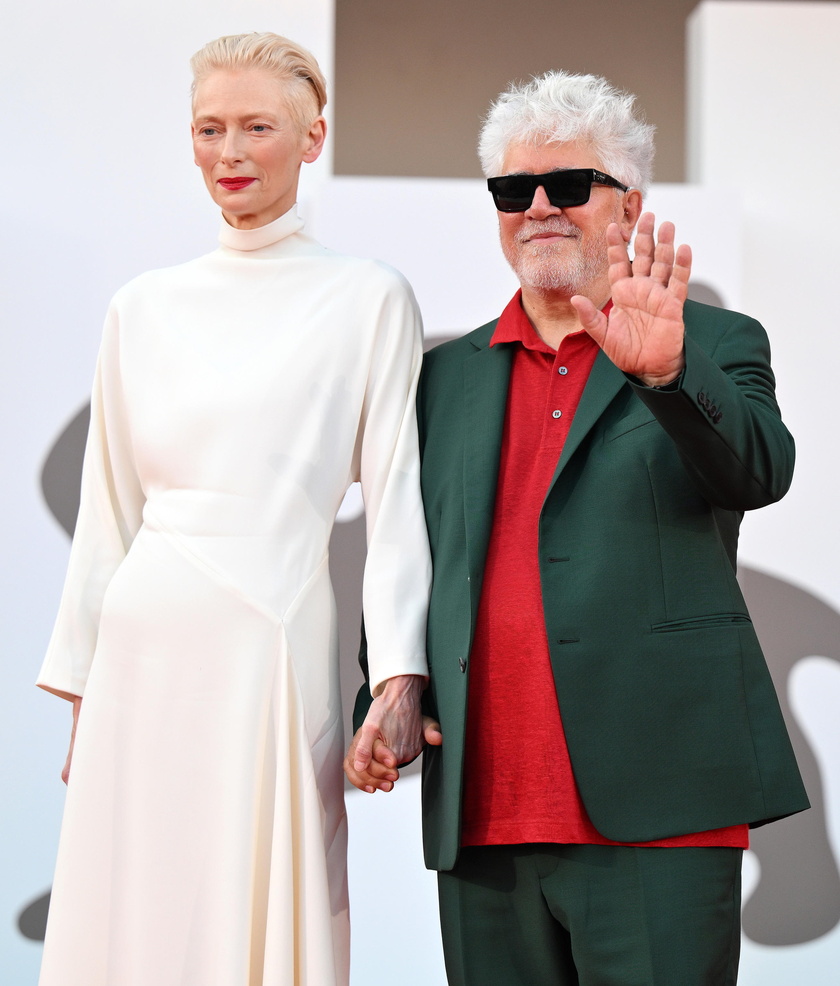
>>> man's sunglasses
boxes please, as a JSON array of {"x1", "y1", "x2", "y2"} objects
[{"x1": 487, "y1": 168, "x2": 629, "y2": 213}]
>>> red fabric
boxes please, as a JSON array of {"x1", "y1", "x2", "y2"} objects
[{"x1": 461, "y1": 291, "x2": 748, "y2": 850}]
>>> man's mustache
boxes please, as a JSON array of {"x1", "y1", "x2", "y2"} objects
[{"x1": 515, "y1": 218, "x2": 581, "y2": 243}]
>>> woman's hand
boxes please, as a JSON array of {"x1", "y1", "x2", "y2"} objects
[
  {"x1": 344, "y1": 715, "x2": 442, "y2": 793},
  {"x1": 61, "y1": 696, "x2": 82, "y2": 785},
  {"x1": 343, "y1": 674, "x2": 442, "y2": 793}
]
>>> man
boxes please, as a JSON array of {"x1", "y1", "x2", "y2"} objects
[{"x1": 347, "y1": 71, "x2": 808, "y2": 985}]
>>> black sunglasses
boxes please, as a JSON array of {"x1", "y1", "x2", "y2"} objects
[{"x1": 487, "y1": 168, "x2": 629, "y2": 212}]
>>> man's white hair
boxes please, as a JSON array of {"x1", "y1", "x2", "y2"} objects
[{"x1": 478, "y1": 70, "x2": 655, "y2": 194}]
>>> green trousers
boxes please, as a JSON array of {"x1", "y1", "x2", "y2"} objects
[{"x1": 437, "y1": 843, "x2": 742, "y2": 986}]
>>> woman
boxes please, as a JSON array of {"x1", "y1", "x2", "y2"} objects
[{"x1": 37, "y1": 32, "x2": 430, "y2": 986}]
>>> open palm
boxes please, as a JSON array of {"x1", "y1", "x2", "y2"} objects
[{"x1": 573, "y1": 213, "x2": 691, "y2": 387}]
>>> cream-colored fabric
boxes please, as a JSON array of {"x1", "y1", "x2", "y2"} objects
[{"x1": 37, "y1": 208, "x2": 431, "y2": 986}]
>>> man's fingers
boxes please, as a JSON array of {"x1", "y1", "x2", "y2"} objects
[
  {"x1": 367, "y1": 759, "x2": 400, "y2": 782},
  {"x1": 353, "y1": 728, "x2": 399, "y2": 772},
  {"x1": 622, "y1": 215, "x2": 691, "y2": 309},
  {"x1": 352, "y1": 736, "x2": 373, "y2": 772},
  {"x1": 423, "y1": 717, "x2": 443, "y2": 746},
  {"x1": 649, "y1": 220, "x2": 676, "y2": 285},
  {"x1": 370, "y1": 740, "x2": 398, "y2": 768},
  {"x1": 605, "y1": 223, "x2": 632, "y2": 284},
  {"x1": 630, "y1": 212, "x2": 656, "y2": 277},
  {"x1": 344, "y1": 761, "x2": 380, "y2": 794},
  {"x1": 352, "y1": 726, "x2": 385, "y2": 770},
  {"x1": 343, "y1": 761, "x2": 376, "y2": 794},
  {"x1": 571, "y1": 296, "x2": 607, "y2": 345},
  {"x1": 669, "y1": 243, "x2": 692, "y2": 299},
  {"x1": 343, "y1": 717, "x2": 443, "y2": 794},
  {"x1": 343, "y1": 751, "x2": 398, "y2": 794}
]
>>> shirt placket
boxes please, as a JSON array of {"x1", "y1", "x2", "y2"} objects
[{"x1": 541, "y1": 346, "x2": 573, "y2": 451}]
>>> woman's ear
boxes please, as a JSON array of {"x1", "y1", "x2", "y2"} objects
[{"x1": 302, "y1": 117, "x2": 327, "y2": 164}]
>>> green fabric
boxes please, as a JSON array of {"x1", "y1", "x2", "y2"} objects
[
  {"x1": 353, "y1": 299, "x2": 809, "y2": 871},
  {"x1": 437, "y1": 843, "x2": 742, "y2": 985}
]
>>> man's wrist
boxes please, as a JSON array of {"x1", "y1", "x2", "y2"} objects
[{"x1": 633, "y1": 364, "x2": 685, "y2": 391}]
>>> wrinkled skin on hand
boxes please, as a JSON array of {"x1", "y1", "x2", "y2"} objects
[
  {"x1": 344, "y1": 673, "x2": 442, "y2": 794},
  {"x1": 572, "y1": 212, "x2": 691, "y2": 388}
]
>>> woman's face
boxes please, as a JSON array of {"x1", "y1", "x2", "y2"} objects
[{"x1": 191, "y1": 68, "x2": 325, "y2": 229}]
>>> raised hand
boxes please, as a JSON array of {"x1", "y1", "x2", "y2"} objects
[{"x1": 572, "y1": 212, "x2": 691, "y2": 387}]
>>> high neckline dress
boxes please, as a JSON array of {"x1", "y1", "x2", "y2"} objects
[{"x1": 37, "y1": 209, "x2": 431, "y2": 986}]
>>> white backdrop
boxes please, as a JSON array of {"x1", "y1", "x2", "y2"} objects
[
  {"x1": 685, "y1": 4, "x2": 840, "y2": 979},
  {"x1": 2, "y1": 2, "x2": 838, "y2": 983}
]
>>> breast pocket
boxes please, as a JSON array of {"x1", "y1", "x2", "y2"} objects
[
  {"x1": 650, "y1": 613, "x2": 753, "y2": 633},
  {"x1": 605, "y1": 410, "x2": 658, "y2": 442}
]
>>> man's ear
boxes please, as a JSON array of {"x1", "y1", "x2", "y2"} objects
[{"x1": 620, "y1": 188, "x2": 643, "y2": 241}]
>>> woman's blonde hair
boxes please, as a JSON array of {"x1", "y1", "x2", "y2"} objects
[{"x1": 190, "y1": 32, "x2": 327, "y2": 133}]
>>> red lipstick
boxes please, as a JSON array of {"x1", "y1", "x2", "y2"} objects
[{"x1": 218, "y1": 177, "x2": 256, "y2": 190}]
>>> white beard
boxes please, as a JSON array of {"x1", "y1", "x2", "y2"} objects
[{"x1": 502, "y1": 217, "x2": 608, "y2": 294}]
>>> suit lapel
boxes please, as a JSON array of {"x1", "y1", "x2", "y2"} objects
[
  {"x1": 545, "y1": 349, "x2": 627, "y2": 494},
  {"x1": 462, "y1": 336, "x2": 513, "y2": 607}
]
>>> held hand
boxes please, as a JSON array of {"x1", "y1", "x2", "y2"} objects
[
  {"x1": 344, "y1": 729, "x2": 400, "y2": 794},
  {"x1": 343, "y1": 674, "x2": 424, "y2": 793},
  {"x1": 344, "y1": 703, "x2": 442, "y2": 795},
  {"x1": 421, "y1": 715, "x2": 443, "y2": 749},
  {"x1": 572, "y1": 213, "x2": 691, "y2": 387},
  {"x1": 61, "y1": 696, "x2": 82, "y2": 785}
]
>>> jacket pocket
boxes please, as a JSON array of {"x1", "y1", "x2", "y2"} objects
[
  {"x1": 650, "y1": 613, "x2": 752, "y2": 633},
  {"x1": 605, "y1": 412, "x2": 657, "y2": 441}
]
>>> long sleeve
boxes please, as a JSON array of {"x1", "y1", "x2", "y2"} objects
[
  {"x1": 37, "y1": 303, "x2": 146, "y2": 700},
  {"x1": 35, "y1": 220, "x2": 433, "y2": 984},
  {"x1": 629, "y1": 305, "x2": 794, "y2": 511},
  {"x1": 356, "y1": 271, "x2": 431, "y2": 696}
]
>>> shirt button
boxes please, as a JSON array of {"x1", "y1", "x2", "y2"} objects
[
  {"x1": 558, "y1": 366, "x2": 568, "y2": 375},
  {"x1": 552, "y1": 409, "x2": 562, "y2": 418}
]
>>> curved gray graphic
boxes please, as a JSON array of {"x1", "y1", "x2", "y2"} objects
[
  {"x1": 40, "y1": 404, "x2": 90, "y2": 538},
  {"x1": 20, "y1": 372, "x2": 840, "y2": 945},
  {"x1": 738, "y1": 568, "x2": 840, "y2": 944},
  {"x1": 18, "y1": 893, "x2": 50, "y2": 942}
]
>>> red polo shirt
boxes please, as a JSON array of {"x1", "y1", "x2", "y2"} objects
[{"x1": 460, "y1": 291, "x2": 748, "y2": 849}]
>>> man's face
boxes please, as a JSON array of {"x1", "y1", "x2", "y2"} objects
[{"x1": 497, "y1": 139, "x2": 635, "y2": 300}]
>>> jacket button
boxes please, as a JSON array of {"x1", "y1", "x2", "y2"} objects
[
  {"x1": 459, "y1": 658, "x2": 466, "y2": 673},
  {"x1": 714, "y1": 411, "x2": 723, "y2": 423}
]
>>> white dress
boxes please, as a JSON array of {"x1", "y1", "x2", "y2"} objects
[{"x1": 37, "y1": 208, "x2": 431, "y2": 986}]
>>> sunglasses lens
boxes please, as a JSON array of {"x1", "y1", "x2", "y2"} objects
[
  {"x1": 543, "y1": 170, "x2": 590, "y2": 208},
  {"x1": 489, "y1": 170, "x2": 593, "y2": 212},
  {"x1": 490, "y1": 176, "x2": 538, "y2": 212}
]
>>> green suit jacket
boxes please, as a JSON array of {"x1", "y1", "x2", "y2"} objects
[{"x1": 357, "y1": 299, "x2": 809, "y2": 872}]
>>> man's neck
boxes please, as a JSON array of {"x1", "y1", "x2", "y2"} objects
[{"x1": 520, "y1": 284, "x2": 610, "y2": 351}]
